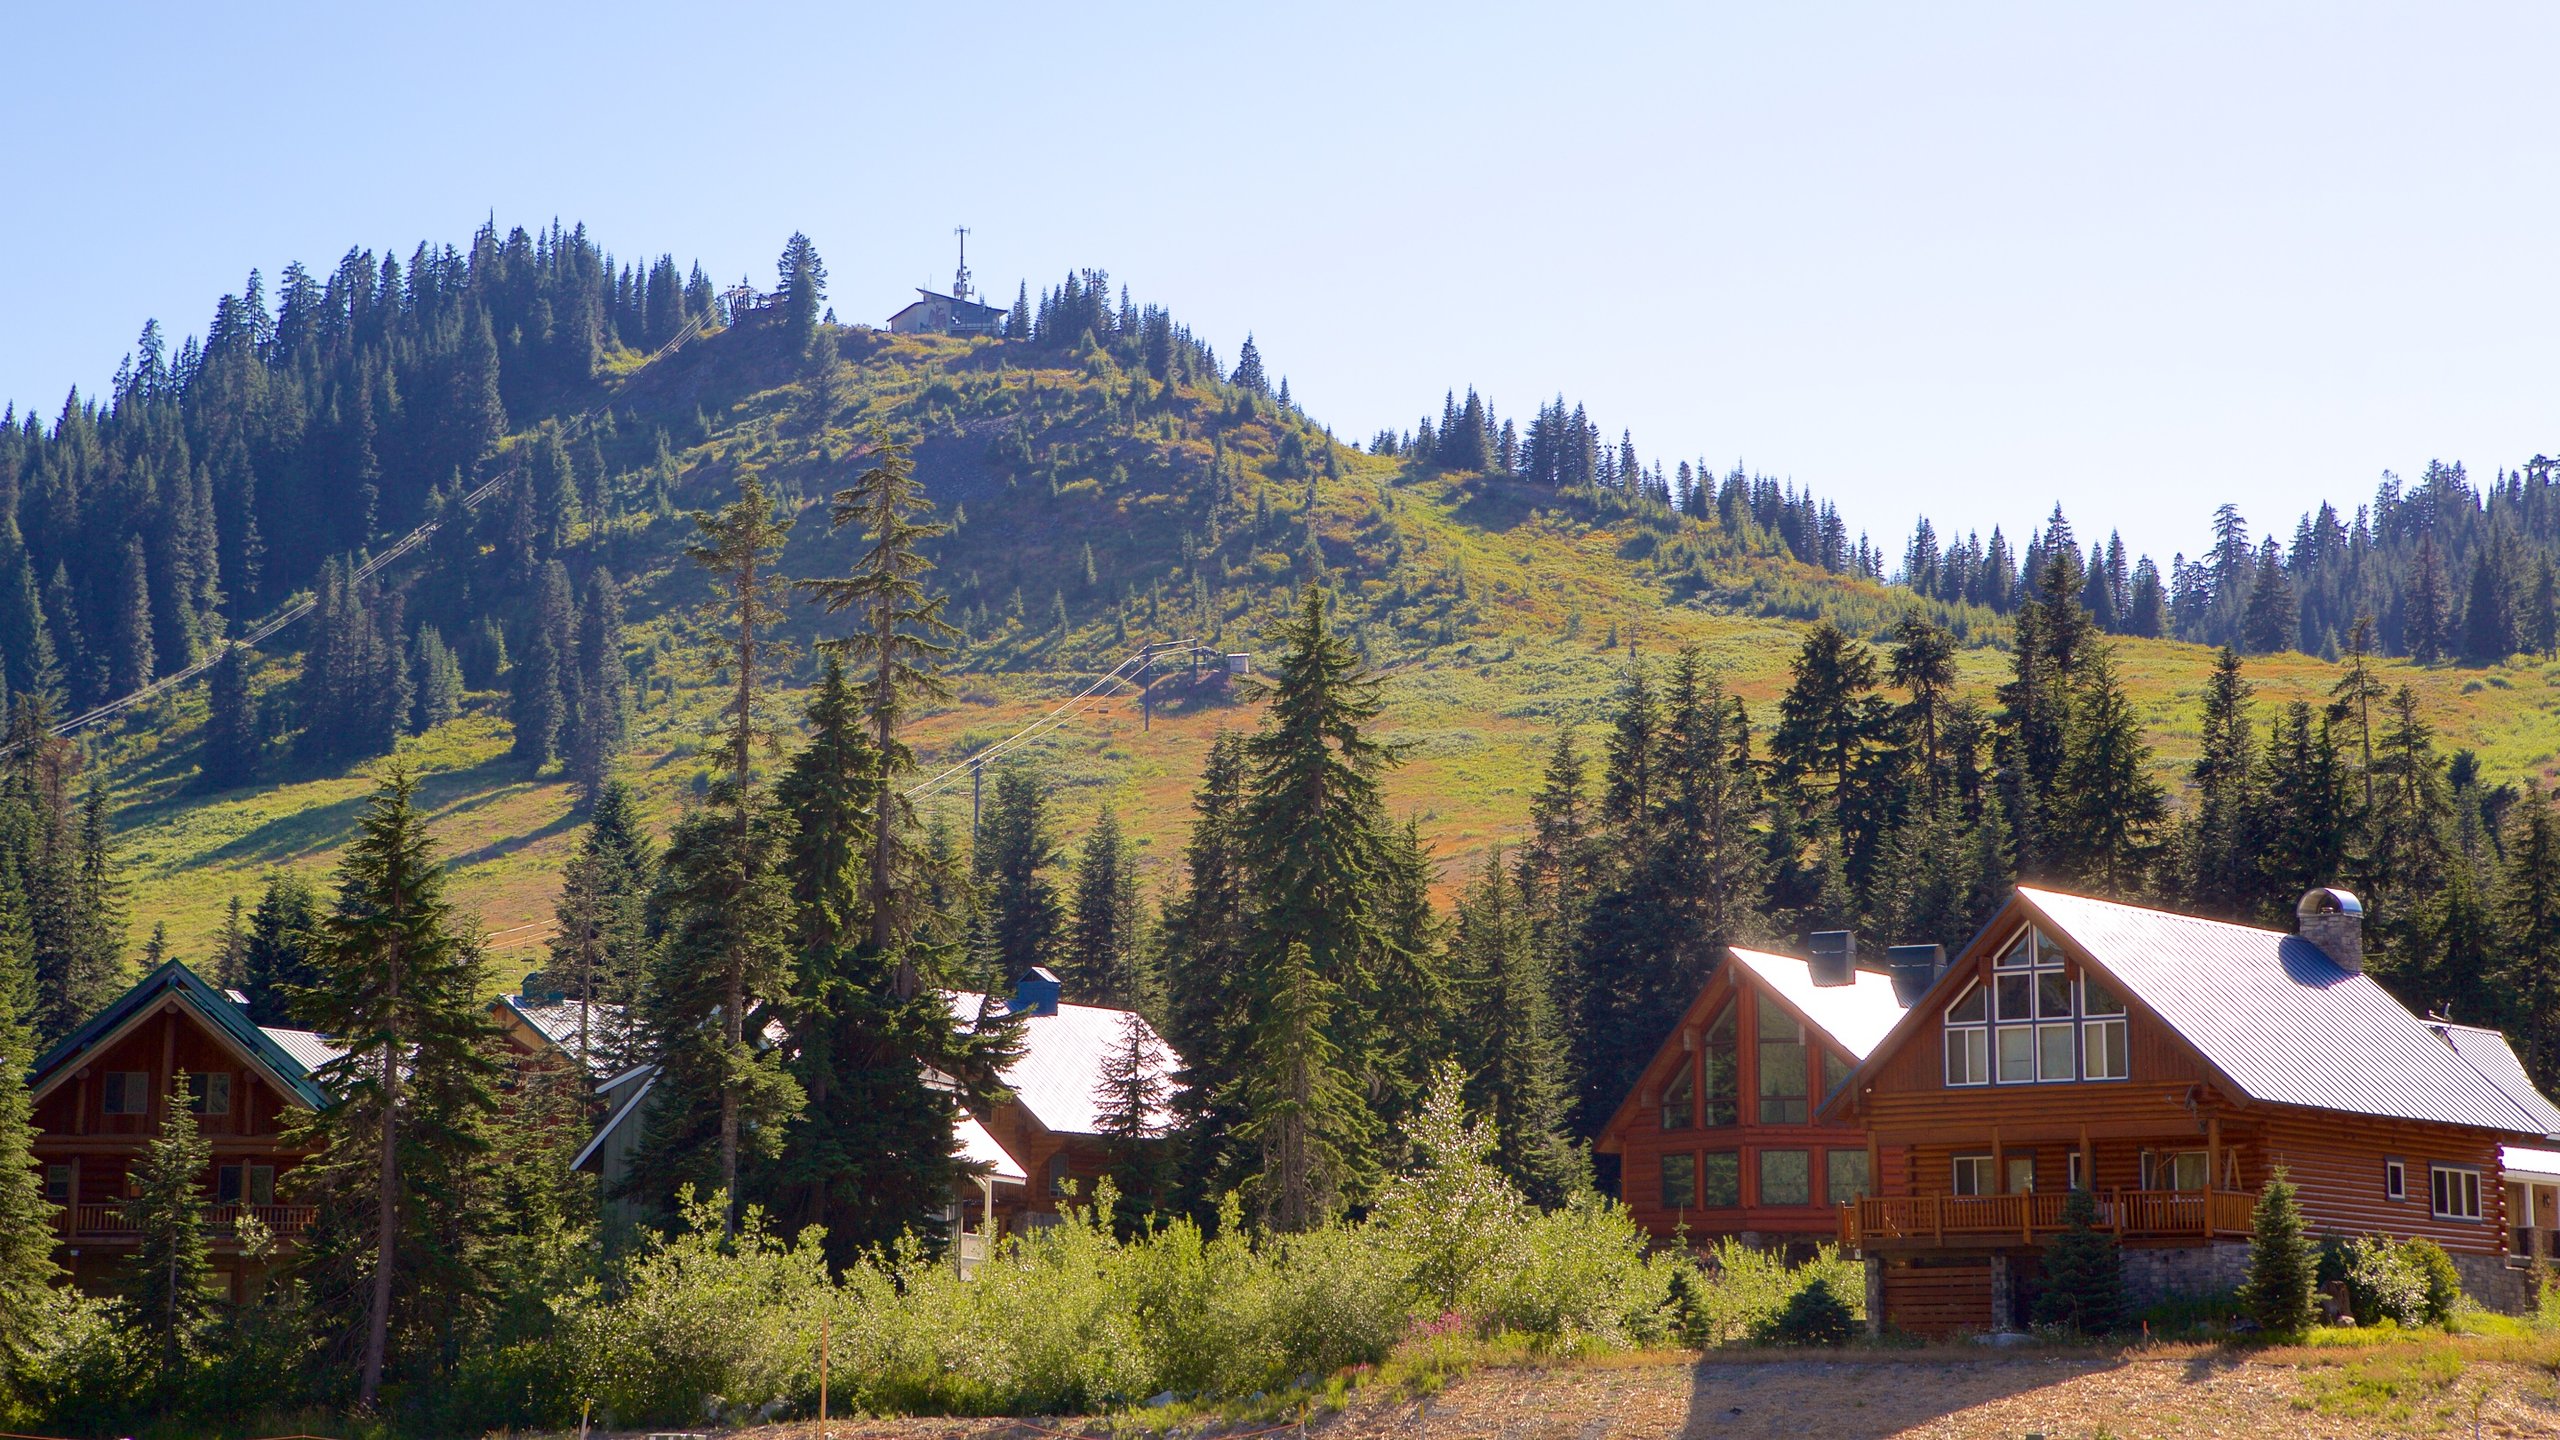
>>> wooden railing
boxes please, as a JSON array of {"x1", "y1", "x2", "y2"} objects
[
  {"x1": 55, "y1": 1202, "x2": 315, "y2": 1242},
  {"x1": 1839, "y1": 1188, "x2": 2257, "y2": 1248}
]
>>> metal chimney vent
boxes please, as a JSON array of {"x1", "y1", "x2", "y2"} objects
[
  {"x1": 1885, "y1": 944, "x2": 1945, "y2": 1007},
  {"x1": 1807, "y1": 930, "x2": 1856, "y2": 987}
]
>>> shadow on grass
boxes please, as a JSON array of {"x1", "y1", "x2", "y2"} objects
[
  {"x1": 1677, "y1": 1348, "x2": 2115, "y2": 1439},
  {"x1": 184, "y1": 751, "x2": 533, "y2": 868}
]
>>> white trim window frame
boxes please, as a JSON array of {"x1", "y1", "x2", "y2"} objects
[
  {"x1": 1951, "y1": 1153, "x2": 1995, "y2": 1196},
  {"x1": 2081, "y1": 974, "x2": 2130, "y2": 1081},
  {"x1": 2431, "y1": 1164, "x2": 2483, "y2": 1221},
  {"x1": 1944, "y1": 979, "x2": 1990, "y2": 1087},
  {"x1": 2385, "y1": 1158, "x2": 2407, "y2": 1202},
  {"x1": 1991, "y1": 927, "x2": 2071, "y2": 1083}
]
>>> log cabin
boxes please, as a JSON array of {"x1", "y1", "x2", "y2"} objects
[
  {"x1": 27, "y1": 959, "x2": 343, "y2": 1300},
  {"x1": 1595, "y1": 942, "x2": 1908, "y2": 1252},
  {"x1": 1824, "y1": 886, "x2": 2560, "y2": 1335}
]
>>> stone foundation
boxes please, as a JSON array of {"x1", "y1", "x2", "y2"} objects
[
  {"x1": 2119, "y1": 1241, "x2": 2251, "y2": 1309},
  {"x1": 2451, "y1": 1251, "x2": 2531, "y2": 1315}
]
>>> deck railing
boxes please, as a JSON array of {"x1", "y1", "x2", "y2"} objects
[
  {"x1": 1839, "y1": 1188, "x2": 2256, "y2": 1248},
  {"x1": 56, "y1": 1202, "x2": 315, "y2": 1242}
]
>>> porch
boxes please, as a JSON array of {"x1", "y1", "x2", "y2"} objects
[
  {"x1": 1839, "y1": 1188, "x2": 2259, "y2": 1250},
  {"x1": 55, "y1": 1201, "x2": 316, "y2": 1246}
]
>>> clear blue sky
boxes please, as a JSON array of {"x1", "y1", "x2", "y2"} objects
[{"x1": 8, "y1": 2, "x2": 2557, "y2": 568}]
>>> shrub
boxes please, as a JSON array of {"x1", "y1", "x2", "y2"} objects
[
  {"x1": 1757, "y1": 1274, "x2": 1856, "y2": 1347},
  {"x1": 2340, "y1": 1235, "x2": 2427, "y2": 1328},
  {"x1": 2031, "y1": 1189, "x2": 2125, "y2": 1335},
  {"x1": 1677, "y1": 1241, "x2": 1864, "y2": 1347},
  {"x1": 2400, "y1": 1237, "x2": 2463, "y2": 1325},
  {"x1": 2241, "y1": 1167, "x2": 2319, "y2": 1335}
]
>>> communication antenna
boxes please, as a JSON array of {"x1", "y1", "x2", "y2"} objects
[{"x1": 952, "y1": 226, "x2": 972, "y2": 303}]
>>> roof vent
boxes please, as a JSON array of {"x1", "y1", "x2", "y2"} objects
[
  {"x1": 1807, "y1": 931, "x2": 1855, "y2": 987},
  {"x1": 1885, "y1": 944, "x2": 1944, "y2": 1007},
  {"x1": 2298, "y1": 887, "x2": 2364, "y2": 974},
  {"x1": 1011, "y1": 966, "x2": 1063, "y2": 1018}
]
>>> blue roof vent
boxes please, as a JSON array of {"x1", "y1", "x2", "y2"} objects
[
  {"x1": 1012, "y1": 966, "x2": 1062, "y2": 1018},
  {"x1": 1807, "y1": 930, "x2": 1856, "y2": 987}
]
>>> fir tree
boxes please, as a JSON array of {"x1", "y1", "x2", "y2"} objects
[
  {"x1": 111, "y1": 533, "x2": 156, "y2": 694},
  {"x1": 568, "y1": 569, "x2": 629, "y2": 796},
  {"x1": 509, "y1": 560, "x2": 575, "y2": 768},
  {"x1": 1450, "y1": 852, "x2": 1584, "y2": 1206},
  {"x1": 2180, "y1": 647, "x2": 2257, "y2": 917},
  {"x1": 2497, "y1": 790, "x2": 2560, "y2": 1088},
  {"x1": 1159, "y1": 732, "x2": 1254, "y2": 1213},
  {"x1": 1094, "y1": 1008, "x2": 1173, "y2": 1236},
  {"x1": 1234, "y1": 940, "x2": 1367, "y2": 1231},
  {"x1": 202, "y1": 643, "x2": 263, "y2": 789},
  {"x1": 286, "y1": 766, "x2": 498, "y2": 1411},
  {"x1": 243, "y1": 870, "x2": 322, "y2": 1026},
  {"x1": 777, "y1": 232, "x2": 828, "y2": 353},
  {"x1": 974, "y1": 764, "x2": 1062, "y2": 982},
  {"x1": 541, "y1": 779, "x2": 653, "y2": 1069},
  {"x1": 1065, "y1": 803, "x2": 1147, "y2": 1008},
  {"x1": 0, "y1": 869, "x2": 62, "y2": 1382},
  {"x1": 211, "y1": 894, "x2": 248, "y2": 989},
  {"x1": 2050, "y1": 643, "x2": 2163, "y2": 894},
  {"x1": 2239, "y1": 540, "x2": 2298, "y2": 654},
  {"x1": 2241, "y1": 1167, "x2": 2319, "y2": 1335},
  {"x1": 410, "y1": 626, "x2": 464, "y2": 733},
  {"x1": 127, "y1": 1079, "x2": 215, "y2": 1378},
  {"x1": 2030, "y1": 1186, "x2": 2124, "y2": 1335}
]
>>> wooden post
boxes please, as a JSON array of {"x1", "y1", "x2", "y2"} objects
[
  {"x1": 1932, "y1": 1193, "x2": 1943, "y2": 1245},
  {"x1": 820, "y1": 1312, "x2": 830, "y2": 1433},
  {"x1": 2078, "y1": 1124, "x2": 2093, "y2": 1196},
  {"x1": 2204, "y1": 1116, "x2": 2221, "y2": 1236}
]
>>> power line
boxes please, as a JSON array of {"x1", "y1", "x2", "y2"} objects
[{"x1": 902, "y1": 638, "x2": 1202, "y2": 800}]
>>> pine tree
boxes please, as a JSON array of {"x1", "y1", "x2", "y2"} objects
[
  {"x1": 1094, "y1": 1009, "x2": 1173, "y2": 1235},
  {"x1": 2239, "y1": 540, "x2": 2298, "y2": 654},
  {"x1": 1450, "y1": 853, "x2": 1584, "y2": 1206},
  {"x1": 509, "y1": 560, "x2": 575, "y2": 768},
  {"x1": 202, "y1": 643, "x2": 263, "y2": 789},
  {"x1": 242, "y1": 870, "x2": 322, "y2": 1026},
  {"x1": 2050, "y1": 643, "x2": 2163, "y2": 894},
  {"x1": 974, "y1": 765, "x2": 1062, "y2": 981},
  {"x1": 211, "y1": 894, "x2": 248, "y2": 990},
  {"x1": 286, "y1": 766, "x2": 498, "y2": 1410},
  {"x1": 2241, "y1": 1167, "x2": 2319, "y2": 1335},
  {"x1": 2252, "y1": 703, "x2": 2355, "y2": 913},
  {"x1": 111, "y1": 533, "x2": 156, "y2": 694},
  {"x1": 541, "y1": 780, "x2": 653, "y2": 1069},
  {"x1": 777, "y1": 232, "x2": 828, "y2": 353},
  {"x1": 568, "y1": 569, "x2": 628, "y2": 796},
  {"x1": 2498, "y1": 790, "x2": 2560, "y2": 1089},
  {"x1": 2030, "y1": 1187, "x2": 2124, "y2": 1335},
  {"x1": 127, "y1": 1079, "x2": 215, "y2": 1378},
  {"x1": 2180, "y1": 647, "x2": 2258, "y2": 917},
  {"x1": 1234, "y1": 940, "x2": 1367, "y2": 1231},
  {"x1": 0, "y1": 868, "x2": 62, "y2": 1381},
  {"x1": 1159, "y1": 732, "x2": 1255, "y2": 1214},
  {"x1": 1065, "y1": 803, "x2": 1146, "y2": 1007},
  {"x1": 410, "y1": 626, "x2": 464, "y2": 733}
]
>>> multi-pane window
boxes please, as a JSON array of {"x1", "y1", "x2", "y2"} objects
[
  {"x1": 2144, "y1": 1151, "x2": 2209, "y2": 1192},
  {"x1": 1758, "y1": 1149, "x2": 1811, "y2": 1206},
  {"x1": 1951, "y1": 1154, "x2": 1994, "y2": 1196},
  {"x1": 219, "y1": 1164, "x2": 244, "y2": 1204},
  {"x1": 2005, "y1": 1155, "x2": 2037, "y2": 1195},
  {"x1": 1047, "y1": 1152, "x2": 1070, "y2": 1197},
  {"x1": 1660, "y1": 1153, "x2": 1697, "y2": 1211},
  {"x1": 1944, "y1": 981, "x2": 1990, "y2": 1086},
  {"x1": 2432, "y1": 1166, "x2": 2483, "y2": 1221},
  {"x1": 1821, "y1": 1049, "x2": 1850, "y2": 1098},
  {"x1": 1702, "y1": 1151, "x2": 1742, "y2": 1207},
  {"x1": 1701, "y1": 1007, "x2": 1739, "y2": 1127},
  {"x1": 1757, "y1": 1006, "x2": 1808, "y2": 1124},
  {"x1": 249, "y1": 1165, "x2": 275, "y2": 1206},
  {"x1": 1825, "y1": 1149, "x2": 1871, "y2": 1206},
  {"x1": 187, "y1": 1072, "x2": 232, "y2": 1116},
  {"x1": 2082, "y1": 977, "x2": 2129, "y2": 1080},
  {"x1": 101, "y1": 1072, "x2": 150, "y2": 1115},
  {"x1": 43, "y1": 1165, "x2": 71, "y2": 1204},
  {"x1": 1660, "y1": 1063, "x2": 1695, "y2": 1130}
]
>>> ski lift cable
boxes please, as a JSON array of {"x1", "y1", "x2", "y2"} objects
[
  {"x1": 903, "y1": 637, "x2": 1201, "y2": 799},
  {"x1": 5, "y1": 310, "x2": 716, "y2": 756}
]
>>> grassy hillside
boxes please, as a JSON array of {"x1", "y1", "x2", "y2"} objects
[{"x1": 83, "y1": 315, "x2": 2560, "y2": 969}]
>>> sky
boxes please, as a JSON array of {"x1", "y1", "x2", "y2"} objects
[{"x1": 7, "y1": 2, "x2": 2558, "y2": 569}]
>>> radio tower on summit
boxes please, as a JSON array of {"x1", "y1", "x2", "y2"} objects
[{"x1": 952, "y1": 226, "x2": 973, "y2": 304}]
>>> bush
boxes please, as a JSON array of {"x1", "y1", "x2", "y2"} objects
[
  {"x1": 1674, "y1": 1240, "x2": 1865, "y2": 1347},
  {"x1": 1757, "y1": 1275, "x2": 1856, "y2": 1347},
  {"x1": 2340, "y1": 1235, "x2": 2427, "y2": 1328},
  {"x1": 2400, "y1": 1237, "x2": 2463, "y2": 1325}
]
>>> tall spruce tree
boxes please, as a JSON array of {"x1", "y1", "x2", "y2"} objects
[
  {"x1": 568, "y1": 569, "x2": 628, "y2": 796},
  {"x1": 2179, "y1": 647, "x2": 2257, "y2": 917},
  {"x1": 777, "y1": 232, "x2": 828, "y2": 354},
  {"x1": 1065, "y1": 803, "x2": 1147, "y2": 1008},
  {"x1": 1450, "y1": 852, "x2": 1584, "y2": 1206},
  {"x1": 541, "y1": 778, "x2": 654, "y2": 1069},
  {"x1": 202, "y1": 643, "x2": 262, "y2": 788},
  {"x1": 0, "y1": 868, "x2": 60, "y2": 1384},
  {"x1": 2050, "y1": 643, "x2": 2162, "y2": 894},
  {"x1": 509, "y1": 559, "x2": 575, "y2": 768},
  {"x1": 242, "y1": 870, "x2": 323, "y2": 1026},
  {"x1": 1159, "y1": 732, "x2": 1254, "y2": 1215},
  {"x1": 286, "y1": 767, "x2": 497, "y2": 1411},
  {"x1": 1234, "y1": 939, "x2": 1367, "y2": 1231},
  {"x1": 127, "y1": 1080, "x2": 215, "y2": 1378},
  {"x1": 974, "y1": 765, "x2": 1063, "y2": 982},
  {"x1": 1094, "y1": 1009, "x2": 1174, "y2": 1235},
  {"x1": 2497, "y1": 790, "x2": 2560, "y2": 1088}
]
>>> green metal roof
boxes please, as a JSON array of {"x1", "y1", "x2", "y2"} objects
[{"x1": 28, "y1": 958, "x2": 331, "y2": 1110}]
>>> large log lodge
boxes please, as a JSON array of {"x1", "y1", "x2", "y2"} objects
[
  {"x1": 23, "y1": 884, "x2": 2560, "y2": 1335},
  {"x1": 1610, "y1": 885, "x2": 2560, "y2": 1333}
]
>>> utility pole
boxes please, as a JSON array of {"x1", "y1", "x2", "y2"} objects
[{"x1": 970, "y1": 754, "x2": 984, "y2": 836}]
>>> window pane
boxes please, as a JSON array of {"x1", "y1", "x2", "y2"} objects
[
  {"x1": 2034, "y1": 930, "x2": 2064, "y2": 967},
  {"x1": 2038, "y1": 1023, "x2": 2076, "y2": 1081},
  {"x1": 2037, "y1": 973, "x2": 2074, "y2": 1018},
  {"x1": 1827, "y1": 1149, "x2": 1871, "y2": 1206},
  {"x1": 1702, "y1": 1006, "x2": 1740, "y2": 1126},
  {"x1": 1998, "y1": 931, "x2": 2034, "y2": 968},
  {"x1": 2172, "y1": 1153, "x2": 2208, "y2": 1191},
  {"x1": 1997, "y1": 1026, "x2": 2036, "y2": 1083},
  {"x1": 1703, "y1": 1152, "x2": 1741, "y2": 1207},
  {"x1": 218, "y1": 1165, "x2": 243, "y2": 1204},
  {"x1": 2005, "y1": 1155, "x2": 2036, "y2": 1195},
  {"x1": 1758, "y1": 1150, "x2": 1811, "y2": 1206},
  {"x1": 1997, "y1": 975, "x2": 2034, "y2": 1021},
  {"x1": 1822, "y1": 1050, "x2": 1850, "y2": 1096},
  {"x1": 1758, "y1": 1005, "x2": 1802, "y2": 1043},
  {"x1": 1946, "y1": 1027, "x2": 1988, "y2": 1086},
  {"x1": 2084, "y1": 1018, "x2": 2128, "y2": 1079},
  {"x1": 1758, "y1": 1017, "x2": 1808, "y2": 1124},
  {"x1": 1953, "y1": 1156, "x2": 1990, "y2": 1196},
  {"x1": 1661, "y1": 1065, "x2": 1694, "y2": 1130},
  {"x1": 1948, "y1": 981, "x2": 1987, "y2": 1024},
  {"x1": 2082, "y1": 976, "x2": 2126, "y2": 1016},
  {"x1": 44, "y1": 1165, "x2": 70, "y2": 1203},
  {"x1": 1660, "y1": 1153, "x2": 1696, "y2": 1211}
]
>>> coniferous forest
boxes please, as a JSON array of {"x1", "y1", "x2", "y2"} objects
[{"x1": 8, "y1": 218, "x2": 2560, "y2": 1431}]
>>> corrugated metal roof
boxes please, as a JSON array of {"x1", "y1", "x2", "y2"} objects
[
  {"x1": 2503, "y1": 1145, "x2": 2560, "y2": 1180},
  {"x1": 2020, "y1": 887, "x2": 2545, "y2": 1135},
  {"x1": 947, "y1": 992, "x2": 1182, "y2": 1137},
  {"x1": 955, "y1": 1113, "x2": 1029, "y2": 1183},
  {"x1": 258, "y1": 1026, "x2": 345, "y2": 1077},
  {"x1": 2432, "y1": 1022, "x2": 2560, "y2": 1139},
  {"x1": 1732, "y1": 948, "x2": 1908, "y2": 1059},
  {"x1": 501, "y1": 996, "x2": 631, "y2": 1077}
]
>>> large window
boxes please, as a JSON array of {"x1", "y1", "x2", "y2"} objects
[
  {"x1": 43, "y1": 1165, "x2": 70, "y2": 1204},
  {"x1": 102, "y1": 1072, "x2": 149, "y2": 1115},
  {"x1": 1822, "y1": 1049, "x2": 1850, "y2": 1098},
  {"x1": 2433, "y1": 1166, "x2": 2483, "y2": 1221},
  {"x1": 186, "y1": 1072, "x2": 232, "y2": 1116},
  {"x1": 1701, "y1": 1006, "x2": 1739, "y2": 1127},
  {"x1": 1757, "y1": 1005, "x2": 1808, "y2": 1124},
  {"x1": 2144, "y1": 1151, "x2": 2209, "y2": 1192},
  {"x1": 1702, "y1": 1151, "x2": 1742, "y2": 1207},
  {"x1": 1660, "y1": 1063, "x2": 1694, "y2": 1130},
  {"x1": 1660, "y1": 1153, "x2": 1697, "y2": 1211},
  {"x1": 1758, "y1": 1149, "x2": 1811, "y2": 1206},
  {"x1": 1952, "y1": 1154, "x2": 1994, "y2": 1196},
  {"x1": 2082, "y1": 977, "x2": 2129, "y2": 1080},
  {"x1": 1945, "y1": 981, "x2": 1990, "y2": 1086},
  {"x1": 2005, "y1": 1155, "x2": 2037, "y2": 1195},
  {"x1": 1826, "y1": 1149, "x2": 1871, "y2": 1206}
]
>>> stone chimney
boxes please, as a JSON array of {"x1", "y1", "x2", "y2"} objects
[
  {"x1": 1807, "y1": 930, "x2": 1856, "y2": 987},
  {"x1": 1885, "y1": 944, "x2": 1945, "y2": 1007},
  {"x1": 2297, "y1": 888, "x2": 2364, "y2": 974}
]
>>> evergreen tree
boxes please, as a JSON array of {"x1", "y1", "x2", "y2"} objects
[
  {"x1": 242, "y1": 870, "x2": 323, "y2": 1026},
  {"x1": 1065, "y1": 803, "x2": 1147, "y2": 1008},
  {"x1": 211, "y1": 893, "x2": 248, "y2": 990},
  {"x1": 2030, "y1": 1187, "x2": 2124, "y2": 1335},
  {"x1": 111, "y1": 533, "x2": 156, "y2": 694},
  {"x1": 777, "y1": 232, "x2": 828, "y2": 353},
  {"x1": 1159, "y1": 732, "x2": 1254, "y2": 1214},
  {"x1": 2050, "y1": 643, "x2": 2163, "y2": 894},
  {"x1": 1449, "y1": 853, "x2": 1584, "y2": 1206},
  {"x1": 2239, "y1": 540, "x2": 2298, "y2": 654},
  {"x1": 509, "y1": 560, "x2": 575, "y2": 768},
  {"x1": 568, "y1": 569, "x2": 628, "y2": 796},
  {"x1": 1886, "y1": 613, "x2": 1958, "y2": 796},
  {"x1": 1094, "y1": 1008, "x2": 1173, "y2": 1236},
  {"x1": 0, "y1": 869, "x2": 62, "y2": 1384},
  {"x1": 1234, "y1": 940, "x2": 1367, "y2": 1231},
  {"x1": 541, "y1": 779, "x2": 653, "y2": 1069},
  {"x1": 286, "y1": 767, "x2": 498, "y2": 1411},
  {"x1": 2497, "y1": 789, "x2": 2560, "y2": 1089},
  {"x1": 2179, "y1": 647, "x2": 2257, "y2": 917},
  {"x1": 126, "y1": 1079, "x2": 215, "y2": 1378},
  {"x1": 410, "y1": 626, "x2": 464, "y2": 733},
  {"x1": 974, "y1": 765, "x2": 1062, "y2": 981},
  {"x1": 2241, "y1": 1167, "x2": 2319, "y2": 1335},
  {"x1": 2252, "y1": 703, "x2": 2356, "y2": 914},
  {"x1": 202, "y1": 643, "x2": 263, "y2": 789}
]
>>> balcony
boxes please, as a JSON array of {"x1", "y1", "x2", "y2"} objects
[
  {"x1": 1839, "y1": 1188, "x2": 2258, "y2": 1249},
  {"x1": 56, "y1": 1202, "x2": 316, "y2": 1245}
]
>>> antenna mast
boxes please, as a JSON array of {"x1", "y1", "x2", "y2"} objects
[{"x1": 952, "y1": 225, "x2": 972, "y2": 303}]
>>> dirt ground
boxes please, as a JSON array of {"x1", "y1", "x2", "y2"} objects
[{"x1": 711, "y1": 1348, "x2": 2560, "y2": 1440}]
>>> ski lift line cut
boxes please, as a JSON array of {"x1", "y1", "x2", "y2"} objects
[
  {"x1": 902, "y1": 638, "x2": 1203, "y2": 800},
  {"x1": 2, "y1": 310, "x2": 716, "y2": 758}
]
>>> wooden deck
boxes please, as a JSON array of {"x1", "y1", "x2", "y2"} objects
[
  {"x1": 57, "y1": 1201, "x2": 315, "y2": 1245},
  {"x1": 1840, "y1": 1188, "x2": 2257, "y2": 1249}
]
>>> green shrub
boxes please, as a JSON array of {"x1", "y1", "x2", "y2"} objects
[
  {"x1": 1676, "y1": 1240, "x2": 1864, "y2": 1347},
  {"x1": 1757, "y1": 1275, "x2": 1856, "y2": 1347},
  {"x1": 2399, "y1": 1237, "x2": 2462, "y2": 1325},
  {"x1": 2031, "y1": 1189, "x2": 2125, "y2": 1335},
  {"x1": 2241, "y1": 1167, "x2": 2319, "y2": 1335},
  {"x1": 2340, "y1": 1235, "x2": 2427, "y2": 1328}
]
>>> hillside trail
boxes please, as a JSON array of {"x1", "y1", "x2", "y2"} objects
[{"x1": 642, "y1": 1349, "x2": 2560, "y2": 1440}]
